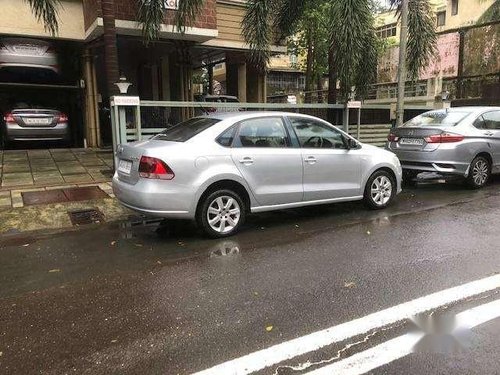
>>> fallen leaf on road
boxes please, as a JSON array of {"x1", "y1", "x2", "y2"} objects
[
  {"x1": 156, "y1": 261, "x2": 162, "y2": 265},
  {"x1": 254, "y1": 292, "x2": 259, "y2": 296},
  {"x1": 110, "y1": 241, "x2": 116, "y2": 246},
  {"x1": 111, "y1": 339, "x2": 118, "y2": 343},
  {"x1": 0, "y1": 351, "x2": 2, "y2": 357},
  {"x1": 178, "y1": 241, "x2": 185, "y2": 247},
  {"x1": 295, "y1": 225, "x2": 300, "y2": 228},
  {"x1": 48, "y1": 269, "x2": 61, "y2": 273},
  {"x1": 366, "y1": 231, "x2": 371, "y2": 235},
  {"x1": 22, "y1": 244, "x2": 29, "y2": 247},
  {"x1": 344, "y1": 281, "x2": 356, "y2": 289},
  {"x1": 265, "y1": 325, "x2": 273, "y2": 332}
]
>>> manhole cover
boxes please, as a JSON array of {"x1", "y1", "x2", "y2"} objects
[{"x1": 68, "y1": 208, "x2": 105, "y2": 226}]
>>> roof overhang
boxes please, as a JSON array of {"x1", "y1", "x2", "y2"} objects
[{"x1": 85, "y1": 18, "x2": 218, "y2": 43}]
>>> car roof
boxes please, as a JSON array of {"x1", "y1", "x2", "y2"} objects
[
  {"x1": 430, "y1": 106, "x2": 500, "y2": 114},
  {"x1": 206, "y1": 111, "x2": 322, "y2": 121}
]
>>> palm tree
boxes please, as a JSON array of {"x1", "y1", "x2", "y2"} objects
[{"x1": 27, "y1": 0, "x2": 436, "y2": 107}]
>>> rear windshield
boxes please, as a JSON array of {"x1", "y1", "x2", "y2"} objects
[
  {"x1": 153, "y1": 117, "x2": 220, "y2": 142},
  {"x1": 403, "y1": 110, "x2": 469, "y2": 127}
]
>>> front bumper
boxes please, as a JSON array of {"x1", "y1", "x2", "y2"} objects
[{"x1": 112, "y1": 174, "x2": 196, "y2": 219}]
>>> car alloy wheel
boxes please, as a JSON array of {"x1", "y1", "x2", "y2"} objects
[
  {"x1": 467, "y1": 156, "x2": 490, "y2": 189},
  {"x1": 472, "y1": 160, "x2": 488, "y2": 186},
  {"x1": 371, "y1": 175, "x2": 393, "y2": 206},
  {"x1": 198, "y1": 189, "x2": 246, "y2": 238},
  {"x1": 364, "y1": 170, "x2": 396, "y2": 210},
  {"x1": 207, "y1": 196, "x2": 241, "y2": 234}
]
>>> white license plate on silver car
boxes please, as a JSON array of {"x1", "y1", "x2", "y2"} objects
[
  {"x1": 118, "y1": 160, "x2": 132, "y2": 174},
  {"x1": 24, "y1": 118, "x2": 51, "y2": 125},
  {"x1": 400, "y1": 138, "x2": 424, "y2": 146}
]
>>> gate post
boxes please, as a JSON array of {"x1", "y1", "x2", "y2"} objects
[{"x1": 110, "y1": 95, "x2": 140, "y2": 167}]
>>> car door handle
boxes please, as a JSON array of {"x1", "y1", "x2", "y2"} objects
[
  {"x1": 304, "y1": 156, "x2": 317, "y2": 164},
  {"x1": 239, "y1": 157, "x2": 254, "y2": 165},
  {"x1": 484, "y1": 131, "x2": 494, "y2": 136}
]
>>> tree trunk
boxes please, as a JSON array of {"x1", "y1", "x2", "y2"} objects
[
  {"x1": 395, "y1": 0, "x2": 409, "y2": 126},
  {"x1": 102, "y1": 0, "x2": 120, "y2": 98},
  {"x1": 327, "y1": 45, "x2": 338, "y2": 123},
  {"x1": 304, "y1": 27, "x2": 313, "y2": 103},
  {"x1": 317, "y1": 78, "x2": 323, "y2": 103}
]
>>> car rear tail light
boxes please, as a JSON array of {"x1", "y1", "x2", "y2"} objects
[
  {"x1": 57, "y1": 113, "x2": 68, "y2": 123},
  {"x1": 138, "y1": 156, "x2": 175, "y2": 180},
  {"x1": 387, "y1": 133, "x2": 399, "y2": 142},
  {"x1": 4, "y1": 112, "x2": 15, "y2": 123},
  {"x1": 424, "y1": 133, "x2": 464, "y2": 143}
]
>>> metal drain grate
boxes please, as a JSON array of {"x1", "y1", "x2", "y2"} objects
[{"x1": 68, "y1": 208, "x2": 105, "y2": 226}]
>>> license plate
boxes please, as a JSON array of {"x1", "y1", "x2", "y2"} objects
[
  {"x1": 24, "y1": 118, "x2": 51, "y2": 125},
  {"x1": 118, "y1": 160, "x2": 132, "y2": 174},
  {"x1": 400, "y1": 138, "x2": 424, "y2": 146}
]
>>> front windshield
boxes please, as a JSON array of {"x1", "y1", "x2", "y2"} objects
[{"x1": 402, "y1": 110, "x2": 469, "y2": 127}]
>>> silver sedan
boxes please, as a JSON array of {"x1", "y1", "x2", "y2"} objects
[
  {"x1": 387, "y1": 106, "x2": 500, "y2": 188},
  {"x1": 113, "y1": 112, "x2": 402, "y2": 237}
]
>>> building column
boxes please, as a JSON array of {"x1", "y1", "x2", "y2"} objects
[
  {"x1": 83, "y1": 50, "x2": 100, "y2": 148},
  {"x1": 238, "y1": 63, "x2": 247, "y2": 102},
  {"x1": 246, "y1": 64, "x2": 267, "y2": 103}
]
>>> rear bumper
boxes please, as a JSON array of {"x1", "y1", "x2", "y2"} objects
[
  {"x1": 5, "y1": 122, "x2": 69, "y2": 141},
  {"x1": 112, "y1": 174, "x2": 196, "y2": 219},
  {"x1": 388, "y1": 146, "x2": 470, "y2": 177}
]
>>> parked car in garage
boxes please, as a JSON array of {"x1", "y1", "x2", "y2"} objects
[
  {"x1": 386, "y1": 106, "x2": 500, "y2": 188},
  {"x1": 1, "y1": 102, "x2": 69, "y2": 147},
  {"x1": 0, "y1": 37, "x2": 59, "y2": 73},
  {"x1": 113, "y1": 112, "x2": 402, "y2": 237}
]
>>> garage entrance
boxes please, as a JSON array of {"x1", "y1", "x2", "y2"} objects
[{"x1": 0, "y1": 38, "x2": 84, "y2": 150}]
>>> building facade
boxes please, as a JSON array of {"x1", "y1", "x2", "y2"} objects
[
  {"x1": 371, "y1": 0, "x2": 499, "y2": 107},
  {"x1": 0, "y1": 0, "x2": 282, "y2": 148}
]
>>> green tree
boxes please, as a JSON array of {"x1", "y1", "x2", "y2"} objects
[{"x1": 287, "y1": 1, "x2": 329, "y2": 102}]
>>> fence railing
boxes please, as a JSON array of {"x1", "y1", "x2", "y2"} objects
[{"x1": 118, "y1": 100, "x2": 431, "y2": 144}]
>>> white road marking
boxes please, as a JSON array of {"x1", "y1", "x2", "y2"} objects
[
  {"x1": 305, "y1": 298, "x2": 500, "y2": 375},
  {"x1": 193, "y1": 274, "x2": 500, "y2": 375}
]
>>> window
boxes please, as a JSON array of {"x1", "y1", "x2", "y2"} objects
[
  {"x1": 376, "y1": 23, "x2": 397, "y2": 39},
  {"x1": 154, "y1": 117, "x2": 220, "y2": 142},
  {"x1": 289, "y1": 117, "x2": 347, "y2": 149},
  {"x1": 234, "y1": 117, "x2": 289, "y2": 148},
  {"x1": 217, "y1": 126, "x2": 237, "y2": 147},
  {"x1": 403, "y1": 110, "x2": 469, "y2": 127},
  {"x1": 474, "y1": 111, "x2": 500, "y2": 130},
  {"x1": 436, "y1": 11, "x2": 446, "y2": 27},
  {"x1": 451, "y1": 0, "x2": 459, "y2": 15}
]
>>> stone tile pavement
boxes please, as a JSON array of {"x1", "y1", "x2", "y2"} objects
[{"x1": 0, "y1": 148, "x2": 114, "y2": 189}]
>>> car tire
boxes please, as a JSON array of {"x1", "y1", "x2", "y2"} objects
[
  {"x1": 364, "y1": 170, "x2": 396, "y2": 210},
  {"x1": 466, "y1": 156, "x2": 490, "y2": 189},
  {"x1": 197, "y1": 189, "x2": 246, "y2": 238}
]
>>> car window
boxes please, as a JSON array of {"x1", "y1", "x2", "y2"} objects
[
  {"x1": 289, "y1": 117, "x2": 347, "y2": 149},
  {"x1": 402, "y1": 110, "x2": 469, "y2": 127},
  {"x1": 478, "y1": 111, "x2": 500, "y2": 130},
  {"x1": 217, "y1": 126, "x2": 237, "y2": 147},
  {"x1": 234, "y1": 117, "x2": 289, "y2": 148},
  {"x1": 153, "y1": 117, "x2": 220, "y2": 142}
]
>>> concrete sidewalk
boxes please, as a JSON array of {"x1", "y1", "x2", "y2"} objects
[
  {"x1": 0, "y1": 148, "x2": 114, "y2": 189},
  {"x1": 0, "y1": 182, "x2": 133, "y2": 234},
  {"x1": 0, "y1": 149, "x2": 135, "y2": 234}
]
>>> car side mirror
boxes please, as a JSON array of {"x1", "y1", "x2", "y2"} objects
[{"x1": 346, "y1": 137, "x2": 360, "y2": 150}]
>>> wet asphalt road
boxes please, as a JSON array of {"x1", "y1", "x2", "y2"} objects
[{"x1": 1, "y1": 179, "x2": 500, "y2": 375}]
